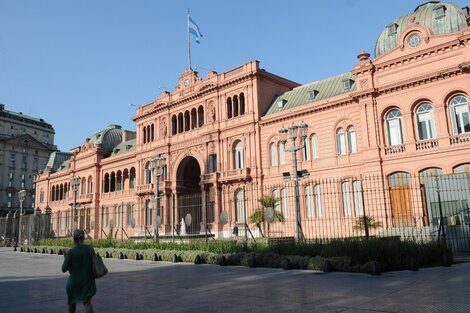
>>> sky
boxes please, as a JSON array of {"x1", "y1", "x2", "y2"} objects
[{"x1": 0, "y1": 0, "x2": 452, "y2": 151}]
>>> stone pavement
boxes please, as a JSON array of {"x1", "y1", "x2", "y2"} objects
[{"x1": 1, "y1": 247, "x2": 470, "y2": 313}]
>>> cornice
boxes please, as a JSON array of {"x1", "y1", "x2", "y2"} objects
[{"x1": 378, "y1": 62, "x2": 470, "y2": 95}]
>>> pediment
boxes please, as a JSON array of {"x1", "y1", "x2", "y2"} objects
[{"x1": 4, "y1": 134, "x2": 54, "y2": 150}]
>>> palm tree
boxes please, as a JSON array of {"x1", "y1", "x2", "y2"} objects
[
  {"x1": 353, "y1": 215, "x2": 383, "y2": 237},
  {"x1": 249, "y1": 196, "x2": 285, "y2": 237}
]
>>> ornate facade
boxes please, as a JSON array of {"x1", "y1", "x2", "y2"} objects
[{"x1": 36, "y1": 2, "x2": 470, "y2": 240}]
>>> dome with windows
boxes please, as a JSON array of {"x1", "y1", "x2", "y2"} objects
[
  {"x1": 374, "y1": 1, "x2": 469, "y2": 58},
  {"x1": 87, "y1": 124, "x2": 123, "y2": 150}
]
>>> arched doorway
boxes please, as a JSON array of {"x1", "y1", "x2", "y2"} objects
[{"x1": 176, "y1": 156, "x2": 202, "y2": 234}]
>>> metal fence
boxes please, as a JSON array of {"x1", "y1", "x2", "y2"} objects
[
  {"x1": 0, "y1": 210, "x2": 52, "y2": 247},
  {"x1": 3, "y1": 173, "x2": 470, "y2": 256}
]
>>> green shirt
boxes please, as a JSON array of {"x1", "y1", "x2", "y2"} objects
[{"x1": 61, "y1": 244, "x2": 97, "y2": 304}]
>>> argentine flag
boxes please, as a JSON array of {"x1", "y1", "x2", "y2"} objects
[{"x1": 188, "y1": 16, "x2": 203, "y2": 44}]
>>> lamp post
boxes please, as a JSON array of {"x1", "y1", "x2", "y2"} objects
[
  {"x1": 70, "y1": 176, "x2": 81, "y2": 232},
  {"x1": 279, "y1": 121, "x2": 308, "y2": 241},
  {"x1": 17, "y1": 189, "x2": 27, "y2": 246},
  {"x1": 149, "y1": 155, "x2": 166, "y2": 240}
]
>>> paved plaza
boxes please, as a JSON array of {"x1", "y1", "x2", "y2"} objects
[{"x1": 0, "y1": 247, "x2": 470, "y2": 312}]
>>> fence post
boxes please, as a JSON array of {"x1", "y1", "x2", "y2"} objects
[
  {"x1": 45, "y1": 206, "x2": 52, "y2": 240},
  {"x1": 5, "y1": 211, "x2": 13, "y2": 247},
  {"x1": 435, "y1": 176, "x2": 447, "y2": 243}
]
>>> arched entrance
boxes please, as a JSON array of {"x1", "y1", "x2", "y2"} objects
[{"x1": 176, "y1": 156, "x2": 202, "y2": 234}]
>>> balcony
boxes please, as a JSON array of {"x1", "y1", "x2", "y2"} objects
[
  {"x1": 219, "y1": 167, "x2": 251, "y2": 183},
  {"x1": 450, "y1": 133, "x2": 470, "y2": 145},
  {"x1": 78, "y1": 194, "x2": 93, "y2": 203},
  {"x1": 201, "y1": 172, "x2": 219, "y2": 184},
  {"x1": 100, "y1": 190, "x2": 133, "y2": 200},
  {"x1": 415, "y1": 139, "x2": 438, "y2": 151},
  {"x1": 384, "y1": 144, "x2": 405, "y2": 155}
]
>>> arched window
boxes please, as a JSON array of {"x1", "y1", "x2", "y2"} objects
[
  {"x1": 233, "y1": 95, "x2": 239, "y2": 117},
  {"x1": 416, "y1": 103, "x2": 436, "y2": 140},
  {"x1": 151, "y1": 124, "x2": 154, "y2": 141},
  {"x1": 311, "y1": 134, "x2": 319, "y2": 159},
  {"x1": 51, "y1": 185, "x2": 55, "y2": 201},
  {"x1": 227, "y1": 97, "x2": 232, "y2": 118},
  {"x1": 234, "y1": 141, "x2": 244, "y2": 169},
  {"x1": 184, "y1": 110, "x2": 190, "y2": 131},
  {"x1": 348, "y1": 127, "x2": 357, "y2": 153},
  {"x1": 81, "y1": 177, "x2": 86, "y2": 195},
  {"x1": 171, "y1": 115, "x2": 177, "y2": 135},
  {"x1": 178, "y1": 113, "x2": 183, "y2": 133},
  {"x1": 146, "y1": 125, "x2": 151, "y2": 143},
  {"x1": 116, "y1": 171, "x2": 122, "y2": 191},
  {"x1": 235, "y1": 189, "x2": 245, "y2": 222},
  {"x1": 239, "y1": 93, "x2": 245, "y2": 115},
  {"x1": 270, "y1": 143, "x2": 278, "y2": 166},
  {"x1": 129, "y1": 167, "x2": 136, "y2": 189},
  {"x1": 110, "y1": 172, "x2": 116, "y2": 192},
  {"x1": 281, "y1": 188, "x2": 289, "y2": 219},
  {"x1": 386, "y1": 109, "x2": 404, "y2": 145},
  {"x1": 104, "y1": 173, "x2": 110, "y2": 193},
  {"x1": 198, "y1": 105, "x2": 204, "y2": 127},
  {"x1": 453, "y1": 163, "x2": 470, "y2": 174},
  {"x1": 336, "y1": 128, "x2": 347, "y2": 155},
  {"x1": 449, "y1": 95, "x2": 470, "y2": 134},
  {"x1": 143, "y1": 126, "x2": 147, "y2": 144},
  {"x1": 279, "y1": 141, "x2": 286, "y2": 165},
  {"x1": 88, "y1": 176, "x2": 93, "y2": 194},
  {"x1": 191, "y1": 108, "x2": 197, "y2": 129}
]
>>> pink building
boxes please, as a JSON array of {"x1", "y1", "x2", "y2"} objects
[{"x1": 36, "y1": 2, "x2": 470, "y2": 242}]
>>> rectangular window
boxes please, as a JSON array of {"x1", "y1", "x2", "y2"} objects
[
  {"x1": 7, "y1": 202, "x2": 11, "y2": 208},
  {"x1": 311, "y1": 135, "x2": 319, "y2": 159},
  {"x1": 305, "y1": 185, "x2": 314, "y2": 218},
  {"x1": 208, "y1": 154, "x2": 217, "y2": 173},
  {"x1": 22, "y1": 155, "x2": 27, "y2": 169},
  {"x1": 281, "y1": 188, "x2": 289, "y2": 219},
  {"x1": 302, "y1": 137, "x2": 309, "y2": 161},
  {"x1": 337, "y1": 132, "x2": 346, "y2": 155},
  {"x1": 387, "y1": 23, "x2": 398, "y2": 36},
  {"x1": 315, "y1": 185, "x2": 323, "y2": 218},
  {"x1": 270, "y1": 144, "x2": 278, "y2": 167},
  {"x1": 348, "y1": 130, "x2": 357, "y2": 153},
  {"x1": 353, "y1": 181, "x2": 364, "y2": 216},
  {"x1": 279, "y1": 142, "x2": 286, "y2": 165},
  {"x1": 342, "y1": 182, "x2": 352, "y2": 217},
  {"x1": 9, "y1": 153, "x2": 15, "y2": 168}
]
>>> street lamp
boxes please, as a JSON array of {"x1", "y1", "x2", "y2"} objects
[
  {"x1": 70, "y1": 175, "x2": 81, "y2": 232},
  {"x1": 279, "y1": 121, "x2": 308, "y2": 241},
  {"x1": 17, "y1": 189, "x2": 27, "y2": 246},
  {"x1": 148, "y1": 155, "x2": 166, "y2": 240}
]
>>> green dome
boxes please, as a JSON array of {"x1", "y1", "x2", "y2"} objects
[
  {"x1": 88, "y1": 124, "x2": 123, "y2": 150},
  {"x1": 374, "y1": 1, "x2": 469, "y2": 58}
]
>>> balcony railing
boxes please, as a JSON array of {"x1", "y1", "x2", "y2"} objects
[
  {"x1": 220, "y1": 167, "x2": 251, "y2": 182},
  {"x1": 384, "y1": 144, "x2": 405, "y2": 155},
  {"x1": 450, "y1": 133, "x2": 470, "y2": 145},
  {"x1": 415, "y1": 139, "x2": 438, "y2": 151}
]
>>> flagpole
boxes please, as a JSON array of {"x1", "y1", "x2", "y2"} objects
[{"x1": 187, "y1": 9, "x2": 192, "y2": 71}]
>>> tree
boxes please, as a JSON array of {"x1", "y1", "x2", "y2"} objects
[
  {"x1": 249, "y1": 196, "x2": 285, "y2": 237},
  {"x1": 353, "y1": 215, "x2": 383, "y2": 237}
]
